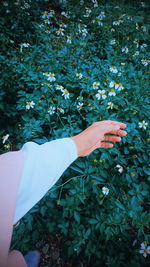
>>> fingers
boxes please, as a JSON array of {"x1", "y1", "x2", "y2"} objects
[
  {"x1": 108, "y1": 129, "x2": 127, "y2": 136},
  {"x1": 100, "y1": 142, "x2": 113, "y2": 148},
  {"x1": 102, "y1": 135, "x2": 121, "y2": 142},
  {"x1": 94, "y1": 120, "x2": 127, "y2": 129},
  {"x1": 103, "y1": 120, "x2": 127, "y2": 129}
]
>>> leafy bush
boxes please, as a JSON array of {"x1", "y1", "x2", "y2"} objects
[{"x1": 1, "y1": 0, "x2": 150, "y2": 266}]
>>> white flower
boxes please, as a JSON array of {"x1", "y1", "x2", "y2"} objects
[
  {"x1": 139, "y1": 242, "x2": 150, "y2": 258},
  {"x1": 110, "y1": 66, "x2": 118, "y2": 73},
  {"x1": 108, "y1": 89, "x2": 116, "y2": 96},
  {"x1": 3, "y1": 2, "x2": 8, "y2": 6},
  {"x1": 48, "y1": 106, "x2": 56, "y2": 115},
  {"x1": 26, "y1": 101, "x2": 35, "y2": 110},
  {"x1": 20, "y1": 43, "x2": 30, "y2": 48},
  {"x1": 107, "y1": 102, "x2": 114, "y2": 109},
  {"x1": 140, "y1": 43, "x2": 147, "y2": 49},
  {"x1": 116, "y1": 164, "x2": 123, "y2": 173},
  {"x1": 61, "y1": 11, "x2": 70, "y2": 18},
  {"x1": 93, "y1": 82, "x2": 100, "y2": 89},
  {"x1": 38, "y1": 24, "x2": 44, "y2": 28},
  {"x1": 82, "y1": 28, "x2": 88, "y2": 37},
  {"x1": 57, "y1": 107, "x2": 64, "y2": 114},
  {"x1": 56, "y1": 85, "x2": 64, "y2": 91},
  {"x1": 56, "y1": 28, "x2": 65, "y2": 36},
  {"x1": 114, "y1": 83, "x2": 124, "y2": 91},
  {"x1": 95, "y1": 90, "x2": 107, "y2": 100},
  {"x1": 133, "y1": 40, "x2": 139, "y2": 48},
  {"x1": 138, "y1": 120, "x2": 148, "y2": 130},
  {"x1": 117, "y1": 83, "x2": 124, "y2": 91},
  {"x1": 141, "y1": 2, "x2": 146, "y2": 7},
  {"x1": 110, "y1": 39, "x2": 116, "y2": 45},
  {"x1": 60, "y1": 23, "x2": 67, "y2": 28},
  {"x1": 92, "y1": 0, "x2": 98, "y2": 7},
  {"x1": 84, "y1": 7, "x2": 92, "y2": 17},
  {"x1": 97, "y1": 11, "x2": 105, "y2": 20},
  {"x1": 76, "y1": 73, "x2": 83, "y2": 79},
  {"x1": 77, "y1": 102, "x2": 83, "y2": 110},
  {"x1": 133, "y1": 51, "x2": 139, "y2": 57},
  {"x1": 2, "y1": 134, "x2": 9, "y2": 144},
  {"x1": 113, "y1": 21, "x2": 120, "y2": 26},
  {"x1": 67, "y1": 36, "x2": 72, "y2": 44},
  {"x1": 20, "y1": 43, "x2": 30, "y2": 52},
  {"x1": 141, "y1": 59, "x2": 149, "y2": 66},
  {"x1": 43, "y1": 72, "x2": 56, "y2": 82},
  {"x1": 122, "y1": 47, "x2": 129, "y2": 53},
  {"x1": 98, "y1": 21, "x2": 103, "y2": 26},
  {"x1": 109, "y1": 81, "x2": 115, "y2": 88},
  {"x1": 102, "y1": 187, "x2": 109, "y2": 195},
  {"x1": 62, "y1": 89, "x2": 70, "y2": 99},
  {"x1": 42, "y1": 10, "x2": 55, "y2": 19}
]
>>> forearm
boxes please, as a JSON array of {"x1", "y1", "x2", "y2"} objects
[{"x1": 0, "y1": 151, "x2": 24, "y2": 267}]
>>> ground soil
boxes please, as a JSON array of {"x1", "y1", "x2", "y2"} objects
[{"x1": 35, "y1": 232, "x2": 73, "y2": 267}]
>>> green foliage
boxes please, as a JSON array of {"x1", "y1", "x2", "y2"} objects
[{"x1": 1, "y1": 0, "x2": 150, "y2": 266}]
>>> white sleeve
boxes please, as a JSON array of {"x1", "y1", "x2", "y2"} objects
[{"x1": 13, "y1": 138, "x2": 78, "y2": 224}]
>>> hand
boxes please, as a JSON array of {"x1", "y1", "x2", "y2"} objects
[{"x1": 70, "y1": 120, "x2": 127, "y2": 157}]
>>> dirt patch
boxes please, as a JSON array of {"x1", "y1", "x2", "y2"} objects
[{"x1": 35, "y1": 232, "x2": 72, "y2": 267}]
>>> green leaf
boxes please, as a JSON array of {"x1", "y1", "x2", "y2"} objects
[
  {"x1": 89, "y1": 219, "x2": 98, "y2": 224},
  {"x1": 115, "y1": 201, "x2": 125, "y2": 211},
  {"x1": 74, "y1": 211, "x2": 80, "y2": 223},
  {"x1": 70, "y1": 165, "x2": 84, "y2": 174}
]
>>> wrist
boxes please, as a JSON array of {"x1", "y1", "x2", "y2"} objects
[{"x1": 70, "y1": 135, "x2": 85, "y2": 157}]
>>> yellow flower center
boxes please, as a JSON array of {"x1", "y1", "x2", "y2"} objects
[
  {"x1": 113, "y1": 66, "x2": 116, "y2": 69},
  {"x1": 65, "y1": 90, "x2": 69, "y2": 94},
  {"x1": 111, "y1": 89, "x2": 115, "y2": 92},
  {"x1": 144, "y1": 249, "x2": 148, "y2": 254},
  {"x1": 59, "y1": 28, "x2": 63, "y2": 32},
  {"x1": 142, "y1": 122, "x2": 146, "y2": 126},
  {"x1": 50, "y1": 73, "x2": 54, "y2": 77},
  {"x1": 27, "y1": 102, "x2": 31, "y2": 105},
  {"x1": 118, "y1": 83, "x2": 122, "y2": 86},
  {"x1": 99, "y1": 92, "x2": 103, "y2": 96},
  {"x1": 131, "y1": 173, "x2": 135, "y2": 177}
]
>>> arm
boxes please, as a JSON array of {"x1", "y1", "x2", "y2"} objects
[
  {"x1": 0, "y1": 120, "x2": 127, "y2": 266},
  {"x1": 0, "y1": 151, "x2": 24, "y2": 267},
  {"x1": 71, "y1": 120, "x2": 127, "y2": 157}
]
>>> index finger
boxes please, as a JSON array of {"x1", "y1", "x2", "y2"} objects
[{"x1": 107, "y1": 120, "x2": 127, "y2": 129}]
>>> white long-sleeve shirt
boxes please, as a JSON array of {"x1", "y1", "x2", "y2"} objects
[{"x1": 13, "y1": 137, "x2": 78, "y2": 224}]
